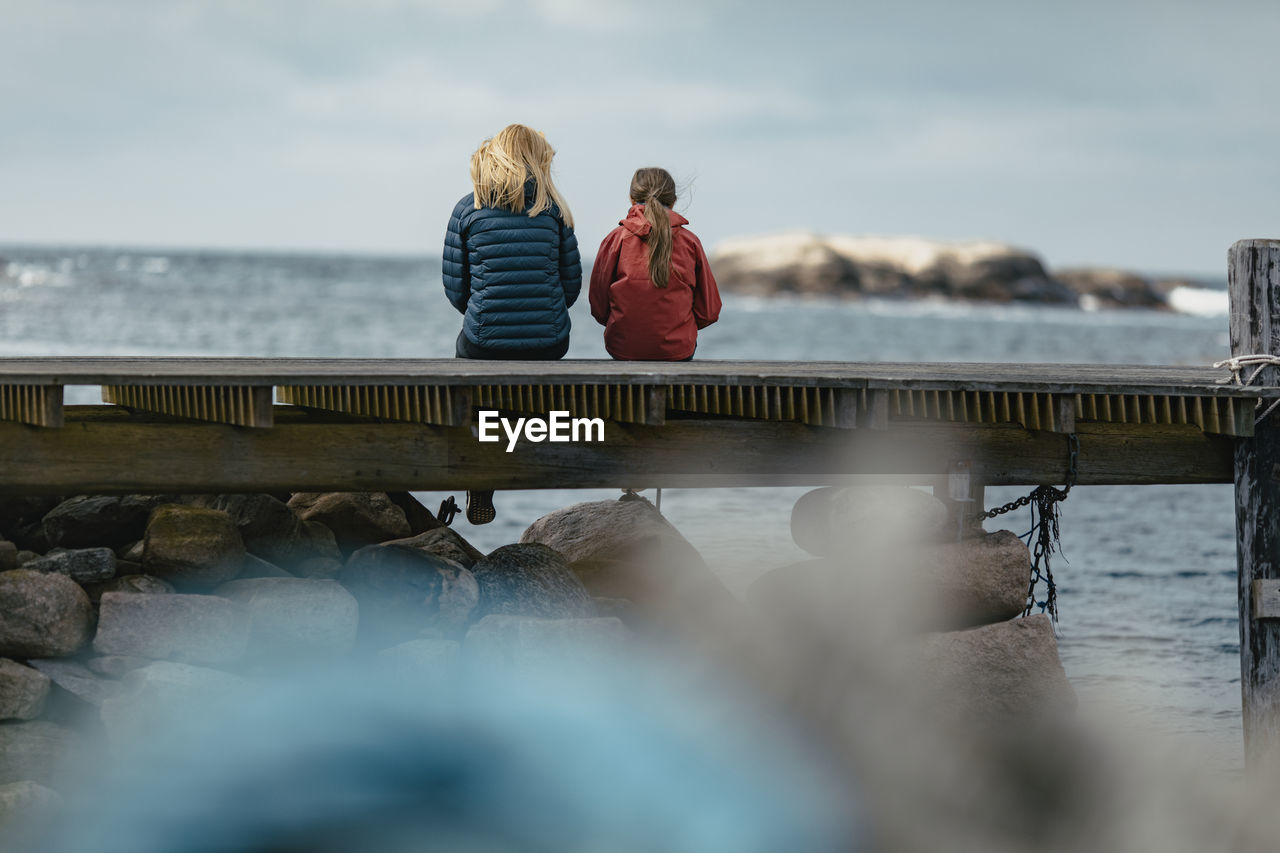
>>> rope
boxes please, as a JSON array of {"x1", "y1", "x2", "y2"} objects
[{"x1": 1213, "y1": 355, "x2": 1280, "y2": 386}]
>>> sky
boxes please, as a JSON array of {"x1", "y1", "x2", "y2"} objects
[{"x1": 0, "y1": 0, "x2": 1276, "y2": 275}]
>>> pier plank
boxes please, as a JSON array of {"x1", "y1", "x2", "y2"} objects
[{"x1": 0, "y1": 407, "x2": 1232, "y2": 496}]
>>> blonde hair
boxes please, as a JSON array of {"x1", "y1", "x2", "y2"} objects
[
  {"x1": 469, "y1": 124, "x2": 573, "y2": 229},
  {"x1": 629, "y1": 167, "x2": 678, "y2": 288}
]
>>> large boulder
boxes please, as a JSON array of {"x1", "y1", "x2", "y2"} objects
[
  {"x1": 0, "y1": 780, "x2": 62, "y2": 839},
  {"x1": 0, "y1": 570, "x2": 93, "y2": 658},
  {"x1": 98, "y1": 662, "x2": 249, "y2": 749},
  {"x1": 791, "y1": 486, "x2": 951, "y2": 557},
  {"x1": 188, "y1": 494, "x2": 342, "y2": 570},
  {"x1": 27, "y1": 658, "x2": 121, "y2": 708},
  {"x1": 81, "y1": 574, "x2": 175, "y2": 606},
  {"x1": 710, "y1": 233, "x2": 1076, "y2": 304},
  {"x1": 520, "y1": 498, "x2": 732, "y2": 611},
  {"x1": 381, "y1": 527, "x2": 486, "y2": 569},
  {"x1": 464, "y1": 615, "x2": 628, "y2": 673},
  {"x1": 0, "y1": 721, "x2": 80, "y2": 787},
  {"x1": 24, "y1": 547, "x2": 117, "y2": 584},
  {"x1": 142, "y1": 505, "x2": 246, "y2": 589},
  {"x1": 288, "y1": 492, "x2": 411, "y2": 555},
  {"x1": 215, "y1": 577, "x2": 359, "y2": 660},
  {"x1": 93, "y1": 591, "x2": 250, "y2": 666},
  {"x1": 471, "y1": 544, "x2": 596, "y2": 621},
  {"x1": 1055, "y1": 267, "x2": 1169, "y2": 310},
  {"x1": 908, "y1": 614, "x2": 1076, "y2": 720},
  {"x1": 750, "y1": 529, "x2": 1031, "y2": 632},
  {"x1": 42, "y1": 494, "x2": 178, "y2": 550},
  {"x1": 340, "y1": 544, "x2": 478, "y2": 646},
  {"x1": 0, "y1": 659, "x2": 51, "y2": 720}
]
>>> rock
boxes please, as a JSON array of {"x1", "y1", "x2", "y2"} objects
[
  {"x1": 791, "y1": 486, "x2": 951, "y2": 557},
  {"x1": 24, "y1": 546, "x2": 117, "y2": 584},
  {"x1": 1055, "y1": 267, "x2": 1169, "y2": 310},
  {"x1": 236, "y1": 554, "x2": 293, "y2": 579},
  {"x1": 288, "y1": 492, "x2": 411, "y2": 555},
  {"x1": 85, "y1": 655, "x2": 153, "y2": 679},
  {"x1": 375, "y1": 639, "x2": 461, "y2": 685},
  {"x1": 0, "y1": 570, "x2": 93, "y2": 658},
  {"x1": 114, "y1": 559, "x2": 144, "y2": 576},
  {"x1": 42, "y1": 495, "x2": 178, "y2": 550},
  {"x1": 387, "y1": 491, "x2": 445, "y2": 536},
  {"x1": 520, "y1": 498, "x2": 732, "y2": 611},
  {"x1": 710, "y1": 233, "x2": 1077, "y2": 304},
  {"x1": 382, "y1": 527, "x2": 486, "y2": 568},
  {"x1": 0, "y1": 780, "x2": 62, "y2": 834},
  {"x1": 98, "y1": 661, "x2": 249, "y2": 749},
  {"x1": 215, "y1": 577, "x2": 359, "y2": 660},
  {"x1": 464, "y1": 615, "x2": 628, "y2": 672},
  {"x1": 93, "y1": 591, "x2": 249, "y2": 666},
  {"x1": 340, "y1": 544, "x2": 478, "y2": 646},
  {"x1": 188, "y1": 493, "x2": 341, "y2": 569},
  {"x1": 290, "y1": 552, "x2": 343, "y2": 579},
  {"x1": 471, "y1": 544, "x2": 596, "y2": 620},
  {"x1": 916, "y1": 530, "x2": 1031, "y2": 628},
  {"x1": 142, "y1": 504, "x2": 246, "y2": 589},
  {"x1": 117, "y1": 540, "x2": 145, "y2": 562},
  {"x1": 0, "y1": 496, "x2": 61, "y2": 551},
  {"x1": 14, "y1": 550, "x2": 40, "y2": 567},
  {"x1": 0, "y1": 721, "x2": 80, "y2": 786},
  {"x1": 81, "y1": 574, "x2": 174, "y2": 606},
  {"x1": 27, "y1": 658, "x2": 120, "y2": 708},
  {"x1": 0, "y1": 540, "x2": 15, "y2": 572},
  {"x1": 0, "y1": 659, "x2": 51, "y2": 720},
  {"x1": 908, "y1": 614, "x2": 1076, "y2": 719}
]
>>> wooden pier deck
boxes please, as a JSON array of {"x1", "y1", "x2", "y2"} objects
[{"x1": 0, "y1": 357, "x2": 1267, "y2": 495}]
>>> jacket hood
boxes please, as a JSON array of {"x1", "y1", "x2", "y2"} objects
[{"x1": 621, "y1": 203, "x2": 689, "y2": 238}]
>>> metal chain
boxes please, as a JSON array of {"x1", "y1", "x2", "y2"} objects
[{"x1": 979, "y1": 434, "x2": 1079, "y2": 622}]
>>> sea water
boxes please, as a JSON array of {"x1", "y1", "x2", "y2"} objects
[{"x1": 0, "y1": 246, "x2": 1242, "y2": 764}]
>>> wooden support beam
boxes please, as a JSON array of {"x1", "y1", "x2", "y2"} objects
[
  {"x1": 0, "y1": 407, "x2": 1234, "y2": 496},
  {"x1": 102, "y1": 385, "x2": 273, "y2": 428},
  {"x1": 1231, "y1": 238, "x2": 1280, "y2": 764},
  {"x1": 0, "y1": 384, "x2": 63, "y2": 428}
]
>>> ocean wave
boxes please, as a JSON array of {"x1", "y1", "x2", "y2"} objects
[{"x1": 1167, "y1": 286, "x2": 1227, "y2": 317}]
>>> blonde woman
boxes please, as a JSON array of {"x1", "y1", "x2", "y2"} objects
[{"x1": 442, "y1": 124, "x2": 581, "y2": 523}]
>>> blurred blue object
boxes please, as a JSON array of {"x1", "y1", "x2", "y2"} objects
[{"x1": 34, "y1": 656, "x2": 858, "y2": 852}]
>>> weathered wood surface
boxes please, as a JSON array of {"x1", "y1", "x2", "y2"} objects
[
  {"x1": 1231, "y1": 238, "x2": 1280, "y2": 763},
  {"x1": 0, "y1": 407, "x2": 1233, "y2": 496},
  {"x1": 0, "y1": 357, "x2": 1267, "y2": 397}
]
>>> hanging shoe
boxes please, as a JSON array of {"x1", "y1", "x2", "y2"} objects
[{"x1": 466, "y1": 490, "x2": 496, "y2": 525}]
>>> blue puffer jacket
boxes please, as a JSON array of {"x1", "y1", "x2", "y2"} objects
[{"x1": 442, "y1": 189, "x2": 582, "y2": 351}]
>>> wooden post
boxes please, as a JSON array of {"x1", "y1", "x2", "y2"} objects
[{"x1": 1230, "y1": 239, "x2": 1280, "y2": 763}]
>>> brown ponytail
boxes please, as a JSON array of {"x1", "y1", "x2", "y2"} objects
[{"x1": 629, "y1": 167, "x2": 678, "y2": 288}]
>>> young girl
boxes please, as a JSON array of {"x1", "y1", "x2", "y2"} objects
[
  {"x1": 589, "y1": 168, "x2": 720, "y2": 361},
  {"x1": 443, "y1": 123, "x2": 581, "y2": 523}
]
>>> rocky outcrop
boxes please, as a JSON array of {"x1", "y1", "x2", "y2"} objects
[
  {"x1": 93, "y1": 592, "x2": 250, "y2": 666},
  {"x1": 710, "y1": 232, "x2": 1193, "y2": 310},
  {"x1": 520, "y1": 497, "x2": 733, "y2": 614},
  {"x1": 142, "y1": 505, "x2": 246, "y2": 589},
  {"x1": 0, "y1": 570, "x2": 93, "y2": 658},
  {"x1": 907, "y1": 614, "x2": 1076, "y2": 719},
  {"x1": 215, "y1": 577, "x2": 359, "y2": 661},
  {"x1": 288, "y1": 492, "x2": 411, "y2": 556},
  {"x1": 711, "y1": 234, "x2": 1075, "y2": 304},
  {"x1": 0, "y1": 659, "x2": 51, "y2": 720},
  {"x1": 470, "y1": 544, "x2": 597, "y2": 621},
  {"x1": 340, "y1": 543, "x2": 478, "y2": 646}
]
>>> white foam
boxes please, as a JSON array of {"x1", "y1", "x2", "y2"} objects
[{"x1": 1166, "y1": 286, "x2": 1227, "y2": 318}]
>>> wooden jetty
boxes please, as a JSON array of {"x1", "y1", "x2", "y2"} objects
[
  {"x1": 0, "y1": 358, "x2": 1263, "y2": 495},
  {"x1": 1, "y1": 239, "x2": 1278, "y2": 764}
]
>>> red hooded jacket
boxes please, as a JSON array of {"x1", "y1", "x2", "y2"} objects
[{"x1": 589, "y1": 204, "x2": 721, "y2": 360}]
